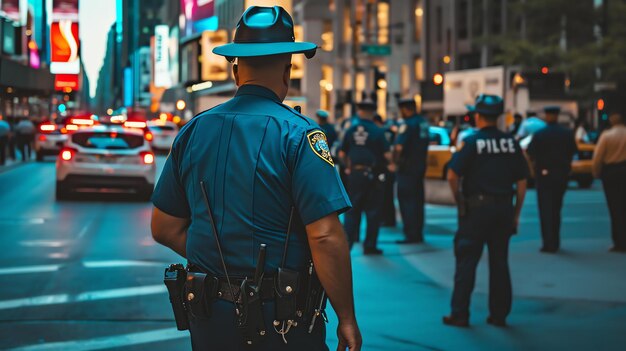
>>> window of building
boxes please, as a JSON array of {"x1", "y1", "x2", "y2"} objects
[
  {"x1": 414, "y1": 0, "x2": 423, "y2": 42},
  {"x1": 414, "y1": 57, "x2": 424, "y2": 81},
  {"x1": 377, "y1": 0, "x2": 389, "y2": 45},
  {"x1": 320, "y1": 65, "x2": 334, "y2": 112},
  {"x1": 491, "y1": 0, "x2": 502, "y2": 35},
  {"x1": 322, "y1": 21, "x2": 333, "y2": 51},
  {"x1": 458, "y1": 0, "x2": 468, "y2": 39},
  {"x1": 291, "y1": 26, "x2": 304, "y2": 79},
  {"x1": 436, "y1": 6, "x2": 442, "y2": 43},
  {"x1": 472, "y1": 0, "x2": 484, "y2": 38},
  {"x1": 343, "y1": 6, "x2": 352, "y2": 43}
]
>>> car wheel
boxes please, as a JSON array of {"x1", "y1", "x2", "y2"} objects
[
  {"x1": 577, "y1": 176, "x2": 593, "y2": 189},
  {"x1": 55, "y1": 182, "x2": 70, "y2": 201},
  {"x1": 139, "y1": 186, "x2": 154, "y2": 202},
  {"x1": 36, "y1": 151, "x2": 44, "y2": 162}
]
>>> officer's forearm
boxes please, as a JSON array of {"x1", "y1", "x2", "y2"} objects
[
  {"x1": 306, "y1": 214, "x2": 357, "y2": 323},
  {"x1": 151, "y1": 207, "x2": 189, "y2": 258},
  {"x1": 447, "y1": 169, "x2": 460, "y2": 204},
  {"x1": 514, "y1": 179, "x2": 527, "y2": 218},
  {"x1": 392, "y1": 145, "x2": 402, "y2": 164}
]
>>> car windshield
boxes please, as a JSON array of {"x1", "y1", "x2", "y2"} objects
[{"x1": 72, "y1": 132, "x2": 144, "y2": 150}]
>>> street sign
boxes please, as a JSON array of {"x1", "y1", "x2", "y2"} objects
[{"x1": 361, "y1": 44, "x2": 391, "y2": 56}]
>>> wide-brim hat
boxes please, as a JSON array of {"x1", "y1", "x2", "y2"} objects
[
  {"x1": 543, "y1": 106, "x2": 561, "y2": 114},
  {"x1": 466, "y1": 94, "x2": 504, "y2": 116},
  {"x1": 213, "y1": 6, "x2": 317, "y2": 61},
  {"x1": 356, "y1": 99, "x2": 377, "y2": 111}
]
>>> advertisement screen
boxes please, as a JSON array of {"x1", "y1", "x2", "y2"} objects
[
  {"x1": 201, "y1": 30, "x2": 228, "y2": 81},
  {"x1": 51, "y1": 0, "x2": 78, "y2": 21},
  {"x1": 154, "y1": 25, "x2": 171, "y2": 88},
  {"x1": 180, "y1": 0, "x2": 217, "y2": 37},
  {"x1": 1, "y1": 0, "x2": 27, "y2": 24},
  {"x1": 54, "y1": 74, "x2": 79, "y2": 91},
  {"x1": 50, "y1": 20, "x2": 80, "y2": 74}
]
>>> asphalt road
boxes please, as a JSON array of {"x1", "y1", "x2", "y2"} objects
[{"x1": 1, "y1": 158, "x2": 625, "y2": 350}]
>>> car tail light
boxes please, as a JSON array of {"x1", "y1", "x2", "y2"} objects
[
  {"x1": 124, "y1": 121, "x2": 147, "y2": 129},
  {"x1": 70, "y1": 118, "x2": 94, "y2": 126},
  {"x1": 140, "y1": 151, "x2": 155, "y2": 165},
  {"x1": 39, "y1": 123, "x2": 56, "y2": 132},
  {"x1": 38, "y1": 135, "x2": 47, "y2": 141},
  {"x1": 144, "y1": 131, "x2": 153, "y2": 141},
  {"x1": 60, "y1": 148, "x2": 76, "y2": 161},
  {"x1": 65, "y1": 124, "x2": 78, "y2": 131}
]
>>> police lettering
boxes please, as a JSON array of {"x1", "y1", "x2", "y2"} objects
[{"x1": 476, "y1": 138, "x2": 516, "y2": 154}]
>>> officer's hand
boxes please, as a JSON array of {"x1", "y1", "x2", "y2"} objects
[{"x1": 336, "y1": 320, "x2": 362, "y2": 351}]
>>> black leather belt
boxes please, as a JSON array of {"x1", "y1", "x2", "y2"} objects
[
  {"x1": 216, "y1": 277, "x2": 276, "y2": 303},
  {"x1": 465, "y1": 194, "x2": 513, "y2": 208}
]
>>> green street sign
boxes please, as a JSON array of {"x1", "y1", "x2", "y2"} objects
[{"x1": 361, "y1": 44, "x2": 391, "y2": 56}]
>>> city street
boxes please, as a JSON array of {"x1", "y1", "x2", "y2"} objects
[{"x1": 1, "y1": 158, "x2": 625, "y2": 351}]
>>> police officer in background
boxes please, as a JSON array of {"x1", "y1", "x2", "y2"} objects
[
  {"x1": 151, "y1": 6, "x2": 361, "y2": 350},
  {"x1": 339, "y1": 99, "x2": 391, "y2": 255},
  {"x1": 374, "y1": 114, "x2": 397, "y2": 227},
  {"x1": 527, "y1": 106, "x2": 577, "y2": 253},
  {"x1": 394, "y1": 98, "x2": 430, "y2": 244},
  {"x1": 316, "y1": 109, "x2": 338, "y2": 155},
  {"x1": 443, "y1": 95, "x2": 528, "y2": 327}
]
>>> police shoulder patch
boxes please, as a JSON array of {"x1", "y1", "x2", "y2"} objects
[{"x1": 307, "y1": 130, "x2": 334, "y2": 166}]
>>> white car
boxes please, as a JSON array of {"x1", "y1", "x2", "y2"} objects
[
  {"x1": 35, "y1": 122, "x2": 68, "y2": 161},
  {"x1": 147, "y1": 121, "x2": 178, "y2": 151},
  {"x1": 55, "y1": 125, "x2": 156, "y2": 201}
]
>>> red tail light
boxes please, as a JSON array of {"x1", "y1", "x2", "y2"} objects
[
  {"x1": 144, "y1": 131, "x2": 154, "y2": 141},
  {"x1": 60, "y1": 148, "x2": 76, "y2": 161},
  {"x1": 38, "y1": 135, "x2": 47, "y2": 141},
  {"x1": 140, "y1": 151, "x2": 155, "y2": 165}
]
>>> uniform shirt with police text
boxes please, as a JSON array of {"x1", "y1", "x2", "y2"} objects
[
  {"x1": 340, "y1": 119, "x2": 389, "y2": 169},
  {"x1": 449, "y1": 126, "x2": 529, "y2": 196},
  {"x1": 395, "y1": 114, "x2": 430, "y2": 176},
  {"x1": 527, "y1": 123, "x2": 577, "y2": 176}
]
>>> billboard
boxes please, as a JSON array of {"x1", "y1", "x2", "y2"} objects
[
  {"x1": 51, "y1": 0, "x2": 78, "y2": 21},
  {"x1": 443, "y1": 66, "x2": 505, "y2": 115},
  {"x1": 50, "y1": 20, "x2": 80, "y2": 74},
  {"x1": 1, "y1": 0, "x2": 28, "y2": 25},
  {"x1": 54, "y1": 74, "x2": 79, "y2": 91},
  {"x1": 154, "y1": 25, "x2": 171, "y2": 88},
  {"x1": 201, "y1": 29, "x2": 228, "y2": 81},
  {"x1": 180, "y1": 0, "x2": 217, "y2": 37}
]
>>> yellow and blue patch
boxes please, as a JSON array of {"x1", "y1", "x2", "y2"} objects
[{"x1": 307, "y1": 130, "x2": 334, "y2": 166}]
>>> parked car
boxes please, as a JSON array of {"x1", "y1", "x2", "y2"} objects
[{"x1": 147, "y1": 120, "x2": 179, "y2": 151}]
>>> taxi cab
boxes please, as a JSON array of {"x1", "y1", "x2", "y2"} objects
[
  {"x1": 425, "y1": 126, "x2": 455, "y2": 179},
  {"x1": 55, "y1": 123, "x2": 156, "y2": 200}
]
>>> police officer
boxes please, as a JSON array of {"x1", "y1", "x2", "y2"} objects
[
  {"x1": 339, "y1": 99, "x2": 391, "y2": 255},
  {"x1": 151, "y1": 6, "x2": 361, "y2": 351},
  {"x1": 315, "y1": 109, "x2": 338, "y2": 155},
  {"x1": 394, "y1": 98, "x2": 430, "y2": 243},
  {"x1": 374, "y1": 114, "x2": 397, "y2": 227},
  {"x1": 527, "y1": 106, "x2": 577, "y2": 253},
  {"x1": 443, "y1": 94, "x2": 528, "y2": 327}
]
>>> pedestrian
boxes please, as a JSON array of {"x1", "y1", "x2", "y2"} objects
[
  {"x1": 592, "y1": 109, "x2": 626, "y2": 253},
  {"x1": 443, "y1": 94, "x2": 528, "y2": 327},
  {"x1": 315, "y1": 109, "x2": 338, "y2": 155},
  {"x1": 0, "y1": 115, "x2": 10, "y2": 166},
  {"x1": 574, "y1": 117, "x2": 590, "y2": 144},
  {"x1": 516, "y1": 111, "x2": 546, "y2": 140},
  {"x1": 339, "y1": 98, "x2": 391, "y2": 255},
  {"x1": 15, "y1": 118, "x2": 35, "y2": 161},
  {"x1": 151, "y1": 6, "x2": 361, "y2": 351},
  {"x1": 394, "y1": 98, "x2": 430, "y2": 244},
  {"x1": 527, "y1": 106, "x2": 577, "y2": 253}
]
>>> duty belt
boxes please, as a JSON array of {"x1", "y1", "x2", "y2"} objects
[{"x1": 465, "y1": 194, "x2": 513, "y2": 208}]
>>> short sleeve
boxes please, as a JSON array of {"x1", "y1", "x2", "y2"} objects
[
  {"x1": 340, "y1": 128, "x2": 352, "y2": 153},
  {"x1": 448, "y1": 139, "x2": 475, "y2": 176},
  {"x1": 152, "y1": 146, "x2": 191, "y2": 218},
  {"x1": 292, "y1": 129, "x2": 352, "y2": 225}
]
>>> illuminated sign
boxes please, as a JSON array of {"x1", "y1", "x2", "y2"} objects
[
  {"x1": 1, "y1": 0, "x2": 27, "y2": 25},
  {"x1": 180, "y1": 0, "x2": 216, "y2": 37},
  {"x1": 51, "y1": 0, "x2": 79, "y2": 21},
  {"x1": 154, "y1": 25, "x2": 171, "y2": 88},
  {"x1": 50, "y1": 21, "x2": 80, "y2": 74},
  {"x1": 54, "y1": 74, "x2": 79, "y2": 91},
  {"x1": 201, "y1": 29, "x2": 228, "y2": 81}
]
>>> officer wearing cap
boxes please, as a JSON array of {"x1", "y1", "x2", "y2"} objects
[
  {"x1": 316, "y1": 109, "x2": 338, "y2": 156},
  {"x1": 527, "y1": 106, "x2": 577, "y2": 253},
  {"x1": 443, "y1": 94, "x2": 528, "y2": 327},
  {"x1": 151, "y1": 6, "x2": 361, "y2": 350},
  {"x1": 393, "y1": 98, "x2": 430, "y2": 243},
  {"x1": 339, "y1": 98, "x2": 392, "y2": 255}
]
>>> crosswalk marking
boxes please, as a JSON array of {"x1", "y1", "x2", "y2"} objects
[
  {"x1": 0, "y1": 265, "x2": 60, "y2": 275},
  {"x1": 82, "y1": 260, "x2": 165, "y2": 268},
  {"x1": 0, "y1": 285, "x2": 166, "y2": 310},
  {"x1": 8, "y1": 328, "x2": 186, "y2": 351}
]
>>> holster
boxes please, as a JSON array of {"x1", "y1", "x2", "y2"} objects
[
  {"x1": 184, "y1": 271, "x2": 218, "y2": 320},
  {"x1": 274, "y1": 267, "x2": 300, "y2": 321},
  {"x1": 237, "y1": 278, "x2": 266, "y2": 346},
  {"x1": 163, "y1": 264, "x2": 190, "y2": 331},
  {"x1": 302, "y1": 262, "x2": 327, "y2": 332}
]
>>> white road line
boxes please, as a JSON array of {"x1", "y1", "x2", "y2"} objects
[
  {"x1": 0, "y1": 218, "x2": 45, "y2": 225},
  {"x1": 8, "y1": 328, "x2": 186, "y2": 351},
  {"x1": 0, "y1": 285, "x2": 166, "y2": 310},
  {"x1": 76, "y1": 219, "x2": 95, "y2": 239},
  {"x1": 19, "y1": 240, "x2": 72, "y2": 248},
  {"x1": 82, "y1": 260, "x2": 165, "y2": 268},
  {"x1": 0, "y1": 265, "x2": 61, "y2": 276}
]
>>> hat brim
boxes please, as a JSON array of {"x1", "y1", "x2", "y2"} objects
[
  {"x1": 466, "y1": 105, "x2": 502, "y2": 116},
  {"x1": 213, "y1": 41, "x2": 317, "y2": 59}
]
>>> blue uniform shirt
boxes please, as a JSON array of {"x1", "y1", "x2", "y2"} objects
[
  {"x1": 152, "y1": 85, "x2": 351, "y2": 276},
  {"x1": 340, "y1": 118, "x2": 389, "y2": 169},
  {"x1": 395, "y1": 114, "x2": 430, "y2": 176},
  {"x1": 527, "y1": 123, "x2": 577, "y2": 176},
  {"x1": 449, "y1": 126, "x2": 529, "y2": 196}
]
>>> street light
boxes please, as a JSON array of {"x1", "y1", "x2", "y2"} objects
[
  {"x1": 433, "y1": 73, "x2": 444, "y2": 86},
  {"x1": 176, "y1": 99, "x2": 186, "y2": 111}
]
